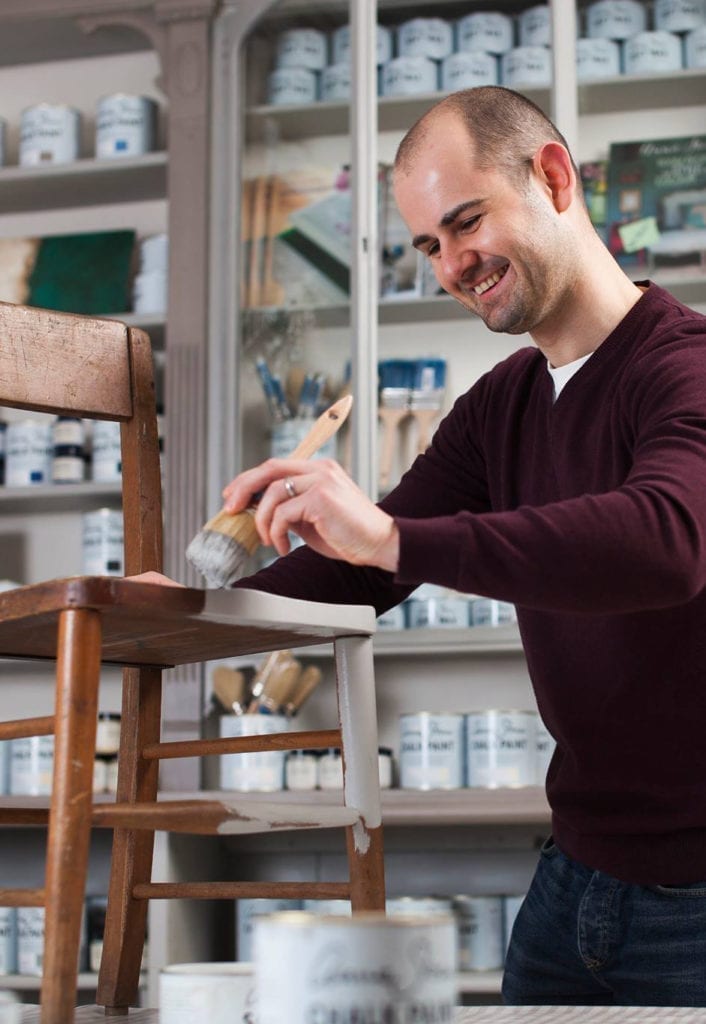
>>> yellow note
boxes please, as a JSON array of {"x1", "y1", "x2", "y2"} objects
[{"x1": 618, "y1": 216, "x2": 661, "y2": 254}]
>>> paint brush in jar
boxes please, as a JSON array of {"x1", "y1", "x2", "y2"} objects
[
  {"x1": 212, "y1": 666, "x2": 248, "y2": 716},
  {"x1": 377, "y1": 359, "x2": 413, "y2": 493},
  {"x1": 283, "y1": 664, "x2": 322, "y2": 718},
  {"x1": 409, "y1": 357, "x2": 446, "y2": 455},
  {"x1": 185, "y1": 394, "x2": 353, "y2": 587},
  {"x1": 247, "y1": 654, "x2": 302, "y2": 714}
]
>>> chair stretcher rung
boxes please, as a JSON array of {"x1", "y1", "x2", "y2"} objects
[
  {"x1": 142, "y1": 728, "x2": 342, "y2": 760},
  {"x1": 0, "y1": 888, "x2": 45, "y2": 907},
  {"x1": 133, "y1": 881, "x2": 351, "y2": 901},
  {"x1": 0, "y1": 716, "x2": 54, "y2": 740}
]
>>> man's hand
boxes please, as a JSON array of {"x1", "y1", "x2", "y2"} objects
[
  {"x1": 222, "y1": 457, "x2": 400, "y2": 573},
  {"x1": 127, "y1": 571, "x2": 186, "y2": 587}
]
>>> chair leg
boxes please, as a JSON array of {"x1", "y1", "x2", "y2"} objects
[
  {"x1": 97, "y1": 665, "x2": 162, "y2": 1014},
  {"x1": 41, "y1": 608, "x2": 102, "y2": 1024},
  {"x1": 334, "y1": 635, "x2": 386, "y2": 912}
]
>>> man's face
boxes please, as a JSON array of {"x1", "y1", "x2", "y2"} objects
[{"x1": 393, "y1": 114, "x2": 573, "y2": 337}]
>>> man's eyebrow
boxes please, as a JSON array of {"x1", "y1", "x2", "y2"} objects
[{"x1": 411, "y1": 198, "x2": 485, "y2": 249}]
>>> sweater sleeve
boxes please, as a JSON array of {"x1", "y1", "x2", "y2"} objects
[{"x1": 395, "y1": 327, "x2": 706, "y2": 614}]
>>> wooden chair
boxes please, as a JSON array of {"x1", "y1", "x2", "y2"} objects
[{"x1": 0, "y1": 302, "x2": 385, "y2": 1024}]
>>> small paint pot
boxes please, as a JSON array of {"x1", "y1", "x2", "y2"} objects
[
  {"x1": 465, "y1": 709, "x2": 536, "y2": 788},
  {"x1": 685, "y1": 24, "x2": 706, "y2": 64},
  {"x1": 275, "y1": 28, "x2": 327, "y2": 71},
  {"x1": 381, "y1": 55, "x2": 439, "y2": 96},
  {"x1": 576, "y1": 36, "x2": 622, "y2": 79},
  {"x1": 19, "y1": 103, "x2": 80, "y2": 166},
  {"x1": 397, "y1": 17, "x2": 454, "y2": 61},
  {"x1": 267, "y1": 67, "x2": 318, "y2": 106},
  {"x1": 399, "y1": 711, "x2": 465, "y2": 790},
  {"x1": 454, "y1": 895, "x2": 505, "y2": 971},
  {"x1": 623, "y1": 30, "x2": 683, "y2": 73},
  {"x1": 586, "y1": 0, "x2": 648, "y2": 40},
  {"x1": 441, "y1": 51, "x2": 499, "y2": 91},
  {"x1": 456, "y1": 11, "x2": 514, "y2": 55},
  {"x1": 331, "y1": 23, "x2": 393, "y2": 66},
  {"x1": 519, "y1": 5, "x2": 552, "y2": 47},
  {"x1": 501, "y1": 46, "x2": 553, "y2": 86},
  {"x1": 95, "y1": 93, "x2": 157, "y2": 159},
  {"x1": 654, "y1": 0, "x2": 706, "y2": 33},
  {"x1": 160, "y1": 963, "x2": 256, "y2": 1024},
  {"x1": 320, "y1": 62, "x2": 351, "y2": 102}
]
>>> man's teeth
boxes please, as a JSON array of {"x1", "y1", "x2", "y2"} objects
[{"x1": 473, "y1": 266, "x2": 507, "y2": 295}]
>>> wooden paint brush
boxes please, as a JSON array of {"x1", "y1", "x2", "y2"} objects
[
  {"x1": 283, "y1": 664, "x2": 322, "y2": 717},
  {"x1": 186, "y1": 394, "x2": 353, "y2": 587},
  {"x1": 212, "y1": 666, "x2": 248, "y2": 715}
]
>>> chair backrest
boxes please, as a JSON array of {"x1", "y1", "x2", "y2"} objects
[{"x1": 0, "y1": 301, "x2": 163, "y2": 576}]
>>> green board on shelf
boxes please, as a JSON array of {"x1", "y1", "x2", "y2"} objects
[{"x1": 28, "y1": 229, "x2": 136, "y2": 315}]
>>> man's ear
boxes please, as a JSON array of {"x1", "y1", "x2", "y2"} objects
[{"x1": 532, "y1": 142, "x2": 576, "y2": 213}]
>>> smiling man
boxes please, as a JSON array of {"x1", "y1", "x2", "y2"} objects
[{"x1": 144, "y1": 87, "x2": 706, "y2": 1006}]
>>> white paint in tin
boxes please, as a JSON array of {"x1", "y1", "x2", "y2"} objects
[
  {"x1": 501, "y1": 46, "x2": 553, "y2": 86},
  {"x1": 96, "y1": 94, "x2": 157, "y2": 159},
  {"x1": 276, "y1": 28, "x2": 328, "y2": 71},
  {"x1": 81, "y1": 508, "x2": 124, "y2": 576},
  {"x1": 655, "y1": 0, "x2": 706, "y2": 33},
  {"x1": 267, "y1": 67, "x2": 319, "y2": 106},
  {"x1": 320, "y1": 62, "x2": 352, "y2": 102},
  {"x1": 586, "y1": 0, "x2": 648, "y2": 41},
  {"x1": 17, "y1": 907, "x2": 45, "y2": 976},
  {"x1": 317, "y1": 747, "x2": 344, "y2": 790},
  {"x1": 0, "y1": 907, "x2": 16, "y2": 975},
  {"x1": 285, "y1": 749, "x2": 318, "y2": 790},
  {"x1": 465, "y1": 710, "x2": 535, "y2": 788},
  {"x1": 236, "y1": 898, "x2": 301, "y2": 961},
  {"x1": 381, "y1": 56, "x2": 439, "y2": 97},
  {"x1": 219, "y1": 714, "x2": 289, "y2": 792},
  {"x1": 454, "y1": 895, "x2": 504, "y2": 972},
  {"x1": 9, "y1": 736, "x2": 54, "y2": 796},
  {"x1": 456, "y1": 12, "x2": 514, "y2": 56},
  {"x1": 160, "y1": 962, "x2": 256, "y2": 1024},
  {"x1": 576, "y1": 36, "x2": 622, "y2": 80},
  {"x1": 519, "y1": 5, "x2": 553, "y2": 47},
  {"x1": 407, "y1": 593, "x2": 470, "y2": 629},
  {"x1": 686, "y1": 23, "x2": 706, "y2": 64},
  {"x1": 254, "y1": 912, "x2": 457, "y2": 1024},
  {"x1": 624, "y1": 30, "x2": 683, "y2": 73},
  {"x1": 470, "y1": 597, "x2": 516, "y2": 627},
  {"x1": 376, "y1": 603, "x2": 406, "y2": 631},
  {"x1": 91, "y1": 420, "x2": 122, "y2": 482},
  {"x1": 5, "y1": 420, "x2": 52, "y2": 486},
  {"x1": 19, "y1": 103, "x2": 80, "y2": 166},
  {"x1": 441, "y1": 51, "x2": 499, "y2": 91},
  {"x1": 397, "y1": 17, "x2": 454, "y2": 61},
  {"x1": 331, "y1": 24, "x2": 393, "y2": 66},
  {"x1": 399, "y1": 711, "x2": 464, "y2": 790}
]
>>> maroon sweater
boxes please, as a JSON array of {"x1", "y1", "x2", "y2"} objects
[{"x1": 237, "y1": 283, "x2": 706, "y2": 885}]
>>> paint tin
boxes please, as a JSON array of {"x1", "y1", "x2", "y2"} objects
[
  {"x1": 397, "y1": 17, "x2": 454, "y2": 61},
  {"x1": 624, "y1": 30, "x2": 683, "y2": 72},
  {"x1": 236, "y1": 898, "x2": 301, "y2": 960},
  {"x1": 503, "y1": 894, "x2": 525, "y2": 950},
  {"x1": 132, "y1": 269, "x2": 168, "y2": 314},
  {"x1": 399, "y1": 711, "x2": 465, "y2": 790},
  {"x1": 501, "y1": 45, "x2": 553, "y2": 86},
  {"x1": 86, "y1": 895, "x2": 108, "y2": 973},
  {"x1": 51, "y1": 416, "x2": 85, "y2": 484},
  {"x1": 95, "y1": 94, "x2": 157, "y2": 159},
  {"x1": 9, "y1": 736, "x2": 54, "y2": 796},
  {"x1": 19, "y1": 103, "x2": 80, "y2": 166},
  {"x1": 0, "y1": 907, "x2": 16, "y2": 975},
  {"x1": 219, "y1": 714, "x2": 289, "y2": 791},
  {"x1": 105, "y1": 757, "x2": 119, "y2": 794},
  {"x1": 586, "y1": 0, "x2": 648, "y2": 40},
  {"x1": 331, "y1": 24, "x2": 393, "y2": 65},
  {"x1": 253, "y1": 912, "x2": 457, "y2": 1024},
  {"x1": 96, "y1": 712, "x2": 121, "y2": 756},
  {"x1": 519, "y1": 5, "x2": 552, "y2": 47},
  {"x1": 320, "y1": 62, "x2": 352, "y2": 102},
  {"x1": 5, "y1": 419, "x2": 52, "y2": 486},
  {"x1": 469, "y1": 597, "x2": 517, "y2": 627},
  {"x1": 376, "y1": 603, "x2": 406, "y2": 630},
  {"x1": 303, "y1": 899, "x2": 352, "y2": 915},
  {"x1": 16, "y1": 907, "x2": 45, "y2": 975},
  {"x1": 535, "y1": 716, "x2": 556, "y2": 783},
  {"x1": 160, "y1": 963, "x2": 256, "y2": 1024},
  {"x1": 465, "y1": 710, "x2": 535, "y2": 788},
  {"x1": 454, "y1": 895, "x2": 504, "y2": 971},
  {"x1": 381, "y1": 56, "x2": 439, "y2": 97},
  {"x1": 90, "y1": 420, "x2": 121, "y2": 482},
  {"x1": 275, "y1": 28, "x2": 328, "y2": 71},
  {"x1": 386, "y1": 895, "x2": 453, "y2": 917},
  {"x1": 267, "y1": 67, "x2": 319, "y2": 106},
  {"x1": 317, "y1": 746, "x2": 343, "y2": 789},
  {"x1": 407, "y1": 588, "x2": 470, "y2": 628},
  {"x1": 0, "y1": 739, "x2": 9, "y2": 795},
  {"x1": 686, "y1": 23, "x2": 706, "y2": 64},
  {"x1": 82, "y1": 508, "x2": 123, "y2": 575},
  {"x1": 441, "y1": 50, "x2": 499, "y2": 90},
  {"x1": 655, "y1": 0, "x2": 706, "y2": 32},
  {"x1": 93, "y1": 756, "x2": 108, "y2": 794},
  {"x1": 378, "y1": 746, "x2": 393, "y2": 789},
  {"x1": 270, "y1": 417, "x2": 336, "y2": 460},
  {"x1": 456, "y1": 12, "x2": 514, "y2": 55},
  {"x1": 576, "y1": 36, "x2": 622, "y2": 79},
  {"x1": 140, "y1": 232, "x2": 168, "y2": 273},
  {"x1": 285, "y1": 749, "x2": 318, "y2": 791}
]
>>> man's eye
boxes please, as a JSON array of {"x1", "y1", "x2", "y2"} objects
[
  {"x1": 426, "y1": 242, "x2": 440, "y2": 259},
  {"x1": 460, "y1": 216, "x2": 481, "y2": 232}
]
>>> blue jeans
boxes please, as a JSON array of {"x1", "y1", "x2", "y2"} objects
[{"x1": 502, "y1": 837, "x2": 706, "y2": 1006}]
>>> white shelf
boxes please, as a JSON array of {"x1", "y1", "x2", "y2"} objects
[
  {"x1": 0, "y1": 971, "x2": 145, "y2": 991},
  {"x1": 0, "y1": 152, "x2": 168, "y2": 214},
  {"x1": 374, "y1": 625, "x2": 523, "y2": 656},
  {"x1": 0, "y1": 481, "x2": 121, "y2": 515},
  {"x1": 578, "y1": 68, "x2": 706, "y2": 115}
]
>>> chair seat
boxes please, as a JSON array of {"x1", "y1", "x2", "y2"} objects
[{"x1": 0, "y1": 577, "x2": 376, "y2": 666}]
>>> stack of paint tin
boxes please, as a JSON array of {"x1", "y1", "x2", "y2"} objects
[
  {"x1": 133, "y1": 232, "x2": 168, "y2": 315},
  {"x1": 376, "y1": 584, "x2": 517, "y2": 632},
  {"x1": 95, "y1": 94, "x2": 157, "y2": 160},
  {"x1": 398, "y1": 709, "x2": 556, "y2": 790},
  {"x1": 578, "y1": 0, "x2": 705, "y2": 80},
  {"x1": 0, "y1": 899, "x2": 109, "y2": 977}
]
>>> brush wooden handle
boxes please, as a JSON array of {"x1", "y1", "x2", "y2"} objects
[{"x1": 288, "y1": 394, "x2": 353, "y2": 460}]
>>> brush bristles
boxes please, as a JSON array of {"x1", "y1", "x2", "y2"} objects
[{"x1": 186, "y1": 508, "x2": 261, "y2": 588}]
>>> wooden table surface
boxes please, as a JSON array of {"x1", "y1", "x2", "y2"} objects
[{"x1": 14, "y1": 1007, "x2": 706, "y2": 1023}]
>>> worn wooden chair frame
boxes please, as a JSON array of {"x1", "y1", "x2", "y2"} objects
[{"x1": 0, "y1": 303, "x2": 385, "y2": 1024}]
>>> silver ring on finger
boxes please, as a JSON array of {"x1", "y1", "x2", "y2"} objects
[{"x1": 283, "y1": 476, "x2": 297, "y2": 500}]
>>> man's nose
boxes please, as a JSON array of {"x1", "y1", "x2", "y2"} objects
[{"x1": 438, "y1": 239, "x2": 478, "y2": 282}]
